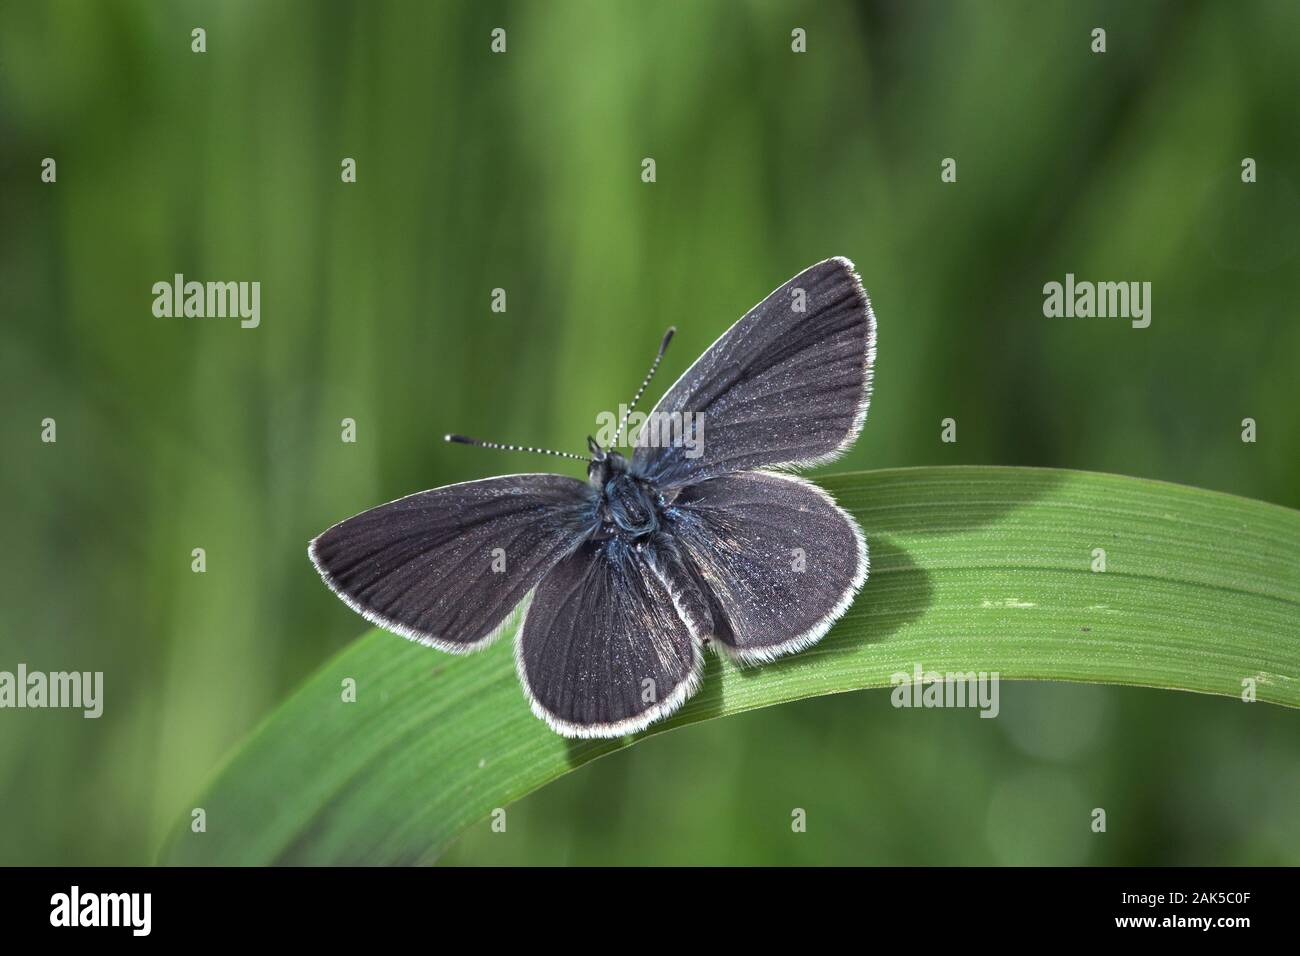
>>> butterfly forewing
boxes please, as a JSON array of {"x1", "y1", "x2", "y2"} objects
[
  {"x1": 633, "y1": 257, "x2": 875, "y2": 486},
  {"x1": 309, "y1": 475, "x2": 595, "y2": 652}
]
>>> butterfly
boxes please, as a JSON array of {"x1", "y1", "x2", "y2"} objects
[{"x1": 309, "y1": 257, "x2": 877, "y2": 738}]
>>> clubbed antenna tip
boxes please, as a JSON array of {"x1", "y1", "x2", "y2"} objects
[
  {"x1": 658, "y1": 326, "x2": 676, "y2": 356},
  {"x1": 612, "y1": 326, "x2": 677, "y2": 450}
]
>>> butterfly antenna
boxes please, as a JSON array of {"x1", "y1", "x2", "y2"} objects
[
  {"x1": 613, "y1": 326, "x2": 675, "y2": 449},
  {"x1": 445, "y1": 434, "x2": 588, "y2": 462}
]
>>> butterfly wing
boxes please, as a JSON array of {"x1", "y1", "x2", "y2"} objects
[
  {"x1": 516, "y1": 537, "x2": 703, "y2": 738},
  {"x1": 664, "y1": 470, "x2": 867, "y2": 664},
  {"x1": 309, "y1": 475, "x2": 596, "y2": 652},
  {"x1": 633, "y1": 256, "x2": 875, "y2": 487}
]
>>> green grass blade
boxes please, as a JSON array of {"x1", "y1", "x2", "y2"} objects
[{"x1": 159, "y1": 466, "x2": 1300, "y2": 865}]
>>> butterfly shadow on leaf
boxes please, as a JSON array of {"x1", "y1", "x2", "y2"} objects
[
  {"x1": 561, "y1": 532, "x2": 932, "y2": 770},
  {"x1": 559, "y1": 468, "x2": 1069, "y2": 767},
  {"x1": 663, "y1": 466, "x2": 1068, "y2": 714},
  {"x1": 726, "y1": 531, "x2": 930, "y2": 682}
]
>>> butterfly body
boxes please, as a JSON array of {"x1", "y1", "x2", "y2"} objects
[
  {"x1": 592, "y1": 452, "x2": 666, "y2": 540},
  {"x1": 311, "y1": 257, "x2": 877, "y2": 738}
]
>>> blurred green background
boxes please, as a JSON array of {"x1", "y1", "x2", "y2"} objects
[{"x1": 1, "y1": 0, "x2": 1297, "y2": 865}]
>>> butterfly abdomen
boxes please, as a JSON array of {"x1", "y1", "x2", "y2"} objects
[{"x1": 640, "y1": 533, "x2": 715, "y2": 643}]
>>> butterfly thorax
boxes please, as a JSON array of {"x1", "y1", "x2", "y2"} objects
[{"x1": 589, "y1": 451, "x2": 663, "y2": 540}]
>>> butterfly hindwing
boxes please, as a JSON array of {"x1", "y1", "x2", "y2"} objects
[
  {"x1": 309, "y1": 475, "x2": 595, "y2": 652},
  {"x1": 633, "y1": 256, "x2": 875, "y2": 486},
  {"x1": 664, "y1": 470, "x2": 867, "y2": 664},
  {"x1": 516, "y1": 537, "x2": 703, "y2": 737}
]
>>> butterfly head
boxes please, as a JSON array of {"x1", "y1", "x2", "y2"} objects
[
  {"x1": 586, "y1": 440, "x2": 624, "y2": 483},
  {"x1": 584, "y1": 439, "x2": 630, "y2": 485}
]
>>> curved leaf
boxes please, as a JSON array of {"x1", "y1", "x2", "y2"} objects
[{"x1": 160, "y1": 467, "x2": 1300, "y2": 864}]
